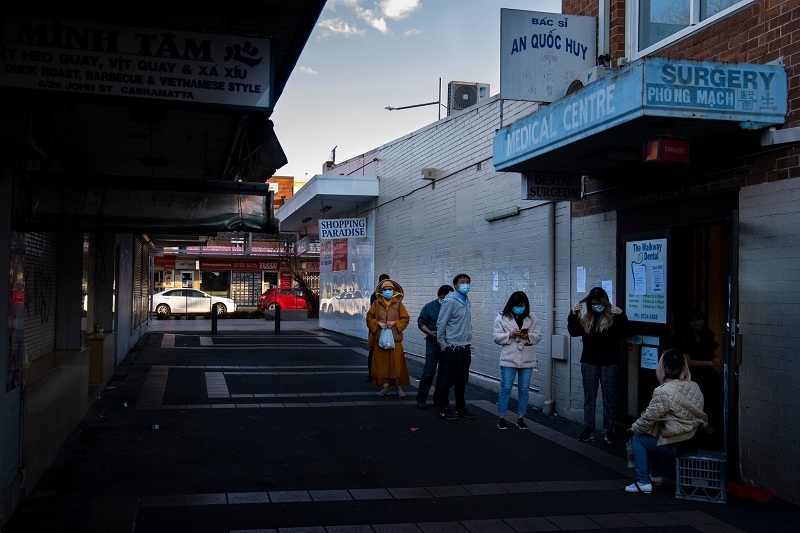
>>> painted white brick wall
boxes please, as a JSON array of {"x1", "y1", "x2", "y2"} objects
[
  {"x1": 739, "y1": 178, "x2": 800, "y2": 505},
  {"x1": 567, "y1": 212, "x2": 619, "y2": 429},
  {"x1": 332, "y1": 97, "x2": 562, "y2": 404}
]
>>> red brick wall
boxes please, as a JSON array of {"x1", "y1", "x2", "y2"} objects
[{"x1": 267, "y1": 176, "x2": 294, "y2": 210}]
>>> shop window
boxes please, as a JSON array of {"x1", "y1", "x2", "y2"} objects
[{"x1": 628, "y1": 0, "x2": 754, "y2": 59}]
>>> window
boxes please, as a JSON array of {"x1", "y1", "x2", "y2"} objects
[{"x1": 628, "y1": 0, "x2": 754, "y2": 59}]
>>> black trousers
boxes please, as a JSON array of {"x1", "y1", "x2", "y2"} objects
[{"x1": 433, "y1": 345, "x2": 471, "y2": 411}]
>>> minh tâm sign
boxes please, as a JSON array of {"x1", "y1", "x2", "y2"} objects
[{"x1": 0, "y1": 16, "x2": 272, "y2": 109}]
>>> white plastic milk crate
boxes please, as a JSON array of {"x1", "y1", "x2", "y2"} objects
[{"x1": 675, "y1": 450, "x2": 727, "y2": 503}]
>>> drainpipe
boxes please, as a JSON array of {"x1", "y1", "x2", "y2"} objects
[{"x1": 542, "y1": 201, "x2": 555, "y2": 414}]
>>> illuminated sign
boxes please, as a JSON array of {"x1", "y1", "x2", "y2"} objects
[{"x1": 494, "y1": 57, "x2": 787, "y2": 171}]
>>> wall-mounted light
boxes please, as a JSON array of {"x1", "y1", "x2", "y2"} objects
[
  {"x1": 484, "y1": 206, "x2": 520, "y2": 222},
  {"x1": 320, "y1": 205, "x2": 332, "y2": 214},
  {"x1": 302, "y1": 217, "x2": 312, "y2": 224}
]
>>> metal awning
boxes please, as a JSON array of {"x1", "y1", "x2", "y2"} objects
[
  {"x1": 493, "y1": 57, "x2": 788, "y2": 176},
  {"x1": 277, "y1": 174, "x2": 379, "y2": 233}
]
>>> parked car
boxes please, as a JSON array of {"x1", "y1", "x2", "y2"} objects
[
  {"x1": 258, "y1": 287, "x2": 308, "y2": 310},
  {"x1": 151, "y1": 289, "x2": 236, "y2": 318}
]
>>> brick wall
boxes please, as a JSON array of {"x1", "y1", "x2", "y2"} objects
[{"x1": 739, "y1": 177, "x2": 800, "y2": 504}]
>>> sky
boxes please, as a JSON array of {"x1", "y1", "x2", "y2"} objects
[{"x1": 270, "y1": 0, "x2": 562, "y2": 186}]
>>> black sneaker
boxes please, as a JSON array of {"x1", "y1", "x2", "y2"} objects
[
  {"x1": 438, "y1": 408, "x2": 458, "y2": 421},
  {"x1": 497, "y1": 418, "x2": 508, "y2": 430},
  {"x1": 457, "y1": 409, "x2": 477, "y2": 420},
  {"x1": 578, "y1": 428, "x2": 595, "y2": 442},
  {"x1": 516, "y1": 418, "x2": 527, "y2": 430},
  {"x1": 604, "y1": 429, "x2": 618, "y2": 444}
]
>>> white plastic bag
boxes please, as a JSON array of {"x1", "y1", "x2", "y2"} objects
[{"x1": 378, "y1": 328, "x2": 395, "y2": 349}]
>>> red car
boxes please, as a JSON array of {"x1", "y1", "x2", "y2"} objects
[{"x1": 258, "y1": 287, "x2": 308, "y2": 310}]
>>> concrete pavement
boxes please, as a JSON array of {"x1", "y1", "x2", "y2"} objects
[{"x1": 4, "y1": 318, "x2": 798, "y2": 532}]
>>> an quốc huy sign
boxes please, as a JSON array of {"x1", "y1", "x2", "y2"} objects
[
  {"x1": 319, "y1": 218, "x2": 366, "y2": 240},
  {"x1": 522, "y1": 173, "x2": 582, "y2": 201},
  {"x1": 0, "y1": 16, "x2": 272, "y2": 109}
]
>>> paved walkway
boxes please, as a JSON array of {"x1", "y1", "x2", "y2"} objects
[{"x1": 4, "y1": 321, "x2": 798, "y2": 532}]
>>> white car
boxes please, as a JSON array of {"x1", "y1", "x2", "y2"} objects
[{"x1": 151, "y1": 289, "x2": 236, "y2": 318}]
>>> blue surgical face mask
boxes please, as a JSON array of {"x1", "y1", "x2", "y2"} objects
[
  {"x1": 382, "y1": 289, "x2": 394, "y2": 299},
  {"x1": 512, "y1": 306, "x2": 525, "y2": 315},
  {"x1": 458, "y1": 283, "x2": 471, "y2": 295},
  {"x1": 438, "y1": 297, "x2": 446, "y2": 304},
  {"x1": 591, "y1": 304, "x2": 605, "y2": 313}
]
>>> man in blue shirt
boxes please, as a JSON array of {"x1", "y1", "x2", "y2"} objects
[
  {"x1": 435, "y1": 273, "x2": 476, "y2": 421},
  {"x1": 415, "y1": 284, "x2": 454, "y2": 409}
]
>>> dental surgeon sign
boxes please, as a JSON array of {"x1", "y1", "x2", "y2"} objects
[
  {"x1": 319, "y1": 218, "x2": 367, "y2": 240},
  {"x1": 500, "y1": 9, "x2": 596, "y2": 103}
]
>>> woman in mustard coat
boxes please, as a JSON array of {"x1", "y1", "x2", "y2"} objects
[{"x1": 366, "y1": 278, "x2": 411, "y2": 396}]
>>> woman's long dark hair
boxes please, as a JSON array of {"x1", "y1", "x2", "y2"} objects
[{"x1": 501, "y1": 291, "x2": 530, "y2": 318}]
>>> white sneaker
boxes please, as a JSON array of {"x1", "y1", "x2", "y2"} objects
[
  {"x1": 396, "y1": 387, "x2": 406, "y2": 397},
  {"x1": 377, "y1": 386, "x2": 389, "y2": 396},
  {"x1": 625, "y1": 482, "x2": 652, "y2": 494},
  {"x1": 649, "y1": 475, "x2": 664, "y2": 486}
]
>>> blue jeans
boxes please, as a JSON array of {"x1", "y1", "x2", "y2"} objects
[
  {"x1": 581, "y1": 363, "x2": 618, "y2": 430},
  {"x1": 497, "y1": 366, "x2": 533, "y2": 417},
  {"x1": 631, "y1": 433, "x2": 676, "y2": 484},
  {"x1": 416, "y1": 339, "x2": 443, "y2": 404}
]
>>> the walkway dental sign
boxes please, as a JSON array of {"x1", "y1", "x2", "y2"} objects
[
  {"x1": 500, "y1": 9, "x2": 596, "y2": 103},
  {"x1": 494, "y1": 57, "x2": 787, "y2": 171},
  {"x1": 625, "y1": 238, "x2": 667, "y2": 324},
  {"x1": 319, "y1": 218, "x2": 367, "y2": 240},
  {"x1": 0, "y1": 16, "x2": 272, "y2": 109}
]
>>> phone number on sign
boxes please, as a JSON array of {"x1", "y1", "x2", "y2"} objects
[{"x1": 633, "y1": 313, "x2": 660, "y2": 321}]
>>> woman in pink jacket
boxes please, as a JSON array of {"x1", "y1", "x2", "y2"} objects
[{"x1": 493, "y1": 291, "x2": 542, "y2": 430}]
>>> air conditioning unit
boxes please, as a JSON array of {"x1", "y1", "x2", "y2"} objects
[
  {"x1": 565, "y1": 66, "x2": 612, "y2": 96},
  {"x1": 447, "y1": 81, "x2": 490, "y2": 116}
]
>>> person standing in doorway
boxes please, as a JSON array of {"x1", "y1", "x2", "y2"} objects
[
  {"x1": 366, "y1": 278, "x2": 411, "y2": 396},
  {"x1": 680, "y1": 308, "x2": 723, "y2": 447},
  {"x1": 435, "y1": 273, "x2": 477, "y2": 421},
  {"x1": 493, "y1": 291, "x2": 542, "y2": 430},
  {"x1": 568, "y1": 286, "x2": 628, "y2": 444},
  {"x1": 415, "y1": 284, "x2": 454, "y2": 409},
  {"x1": 366, "y1": 273, "x2": 390, "y2": 381}
]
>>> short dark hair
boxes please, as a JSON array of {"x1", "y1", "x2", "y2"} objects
[
  {"x1": 452, "y1": 273, "x2": 471, "y2": 285},
  {"x1": 438, "y1": 285, "x2": 454, "y2": 297},
  {"x1": 378, "y1": 273, "x2": 390, "y2": 282}
]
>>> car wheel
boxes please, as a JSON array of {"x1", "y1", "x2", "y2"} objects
[
  {"x1": 214, "y1": 303, "x2": 227, "y2": 315},
  {"x1": 267, "y1": 303, "x2": 277, "y2": 310},
  {"x1": 155, "y1": 303, "x2": 171, "y2": 318}
]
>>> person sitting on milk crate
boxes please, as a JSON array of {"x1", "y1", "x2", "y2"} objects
[{"x1": 624, "y1": 348, "x2": 708, "y2": 494}]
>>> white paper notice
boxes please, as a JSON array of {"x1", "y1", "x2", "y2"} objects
[
  {"x1": 577, "y1": 267, "x2": 586, "y2": 293},
  {"x1": 641, "y1": 346, "x2": 659, "y2": 370},
  {"x1": 651, "y1": 262, "x2": 664, "y2": 294},
  {"x1": 633, "y1": 263, "x2": 647, "y2": 295},
  {"x1": 601, "y1": 280, "x2": 613, "y2": 304}
]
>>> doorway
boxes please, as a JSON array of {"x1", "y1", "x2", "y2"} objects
[{"x1": 618, "y1": 194, "x2": 737, "y2": 454}]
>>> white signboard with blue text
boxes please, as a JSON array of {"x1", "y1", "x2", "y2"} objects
[
  {"x1": 625, "y1": 238, "x2": 667, "y2": 324},
  {"x1": 494, "y1": 57, "x2": 787, "y2": 171},
  {"x1": 319, "y1": 218, "x2": 367, "y2": 240},
  {"x1": 500, "y1": 10, "x2": 596, "y2": 103}
]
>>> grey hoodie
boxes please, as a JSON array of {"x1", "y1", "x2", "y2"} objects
[{"x1": 436, "y1": 290, "x2": 472, "y2": 349}]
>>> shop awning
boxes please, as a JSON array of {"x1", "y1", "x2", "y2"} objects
[
  {"x1": 493, "y1": 57, "x2": 788, "y2": 176},
  {"x1": 277, "y1": 174, "x2": 379, "y2": 233}
]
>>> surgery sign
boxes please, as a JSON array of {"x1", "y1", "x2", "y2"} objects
[{"x1": 319, "y1": 218, "x2": 366, "y2": 240}]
